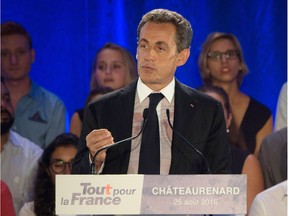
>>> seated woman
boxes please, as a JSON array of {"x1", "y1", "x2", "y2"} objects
[
  {"x1": 19, "y1": 133, "x2": 79, "y2": 216},
  {"x1": 89, "y1": 42, "x2": 138, "y2": 91},
  {"x1": 70, "y1": 42, "x2": 138, "y2": 137},
  {"x1": 198, "y1": 32, "x2": 273, "y2": 156},
  {"x1": 198, "y1": 85, "x2": 264, "y2": 212}
]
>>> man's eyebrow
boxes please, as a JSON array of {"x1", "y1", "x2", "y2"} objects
[
  {"x1": 138, "y1": 39, "x2": 168, "y2": 46},
  {"x1": 138, "y1": 38, "x2": 148, "y2": 43},
  {"x1": 155, "y1": 41, "x2": 168, "y2": 47}
]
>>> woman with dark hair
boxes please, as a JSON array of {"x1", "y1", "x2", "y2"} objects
[
  {"x1": 19, "y1": 133, "x2": 78, "y2": 216},
  {"x1": 198, "y1": 85, "x2": 264, "y2": 212}
]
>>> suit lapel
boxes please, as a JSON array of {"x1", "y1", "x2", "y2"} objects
[
  {"x1": 111, "y1": 81, "x2": 137, "y2": 141},
  {"x1": 169, "y1": 80, "x2": 198, "y2": 174},
  {"x1": 107, "y1": 80, "x2": 137, "y2": 173}
]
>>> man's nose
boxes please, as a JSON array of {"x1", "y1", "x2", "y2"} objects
[
  {"x1": 10, "y1": 54, "x2": 19, "y2": 65},
  {"x1": 144, "y1": 48, "x2": 156, "y2": 61}
]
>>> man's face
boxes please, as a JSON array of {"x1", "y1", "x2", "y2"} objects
[
  {"x1": 1, "y1": 34, "x2": 35, "y2": 81},
  {"x1": 1, "y1": 82, "x2": 14, "y2": 135},
  {"x1": 136, "y1": 22, "x2": 189, "y2": 91}
]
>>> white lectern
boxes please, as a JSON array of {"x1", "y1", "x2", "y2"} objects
[{"x1": 56, "y1": 174, "x2": 246, "y2": 215}]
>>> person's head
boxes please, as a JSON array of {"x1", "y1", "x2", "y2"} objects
[
  {"x1": 198, "y1": 32, "x2": 248, "y2": 87},
  {"x1": 90, "y1": 42, "x2": 137, "y2": 90},
  {"x1": 1, "y1": 77, "x2": 14, "y2": 135},
  {"x1": 198, "y1": 85, "x2": 247, "y2": 150},
  {"x1": 136, "y1": 8, "x2": 192, "y2": 91},
  {"x1": 198, "y1": 85, "x2": 232, "y2": 129},
  {"x1": 85, "y1": 87, "x2": 113, "y2": 107},
  {"x1": 39, "y1": 133, "x2": 78, "y2": 184},
  {"x1": 34, "y1": 133, "x2": 78, "y2": 216},
  {"x1": 1, "y1": 21, "x2": 35, "y2": 82}
]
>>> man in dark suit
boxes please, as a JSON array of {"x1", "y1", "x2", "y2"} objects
[{"x1": 72, "y1": 9, "x2": 231, "y2": 175}]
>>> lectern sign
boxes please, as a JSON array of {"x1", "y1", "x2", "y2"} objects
[{"x1": 56, "y1": 174, "x2": 246, "y2": 215}]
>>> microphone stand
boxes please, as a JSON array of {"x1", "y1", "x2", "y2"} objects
[
  {"x1": 90, "y1": 108, "x2": 148, "y2": 174},
  {"x1": 166, "y1": 109, "x2": 212, "y2": 174}
]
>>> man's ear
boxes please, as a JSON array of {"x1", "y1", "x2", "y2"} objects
[{"x1": 176, "y1": 48, "x2": 190, "y2": 66}]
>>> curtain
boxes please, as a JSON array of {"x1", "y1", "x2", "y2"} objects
[{"x1": 2, "y1": 0, "x2": 287, "y2": 122}]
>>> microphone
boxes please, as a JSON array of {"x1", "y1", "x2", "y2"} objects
[
  {"x1": 166, "y1": 109, "x2": 212, "y2": 174},
  {"x1": 90, "y1": 108, "x2": 149, "y2": 174}
]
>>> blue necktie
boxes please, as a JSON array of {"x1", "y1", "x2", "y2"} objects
[{"x1": 138, "y1": 93, "x2": 164, "y2": 174}]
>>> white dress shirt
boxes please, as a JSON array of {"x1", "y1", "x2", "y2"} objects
[
  {"x1": 1, "y1": 130, "x2": 43, "y2": 214},
  {"x1": 249, "y1": 180, "x2": 287, "y2": 216},
  {"x1": 127, "y1": 78, "x2": 175, "y2": 174}
]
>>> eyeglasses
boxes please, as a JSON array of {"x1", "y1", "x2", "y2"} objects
[
  {"x1": 49, "y1": 160, "x2": 73, "y2": 174},
  {"x1": 207, "y1": 50, "x2": 239, "y2": 61}
]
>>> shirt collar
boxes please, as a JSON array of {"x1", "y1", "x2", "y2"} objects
[
  {"x1": 28, "y1": 81, "x2": 44, "y2": 101},
  {"x1": 137, "y1": 77, "x2": 175, "y2": 103},
  {"x1": 8, "y1": 130, "x2": 21, "y2": 147}
]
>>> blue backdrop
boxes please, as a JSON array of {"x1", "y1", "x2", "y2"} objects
[{"x1": 2, "y1": 0, "x2": 287, "y2": 127}]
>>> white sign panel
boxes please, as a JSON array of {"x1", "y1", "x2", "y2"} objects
[
  {"x1": 56, "y1": 174, "x2": 246, "y2": 215},
  {"x1": 56, "y1": 175, "x2": 144, "y2": 214}
]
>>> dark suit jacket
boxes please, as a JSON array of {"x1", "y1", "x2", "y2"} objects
[
  {"x1": 259, "y1": 127, "x2": 287, "y2": 189},
  {"x1": 72, "y1": 79, "x2": 231, "y2": 174}
]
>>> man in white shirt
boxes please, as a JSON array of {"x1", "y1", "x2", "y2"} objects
[
  {"x1": 72, "y1": 9, "x2": 231, "y2": 175},
  {"x1": 249, "y1": 180, "x2": 287, "y2": 216},
  {"x1": 1, "y1": 77, "x2": 43, "y2": 214}
]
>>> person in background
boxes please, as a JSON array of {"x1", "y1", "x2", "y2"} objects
[
  {"x1": 90, "y1": 42, "x2": 138, "y2": 91},
  {"x1": 19, "y1": 133, "x2": 78, "y2": 216},
  {"x1": 198, "y1": 85, "x2": 264, "y2": 212},
  {"x1": 275, "y1": 82, "x2": 287, "y2": 131},
  {"x1": 72, "y1": 9, "x2": 231, "y2": 175},
  {"x1": 258, "y1": 127, "x2": 287, "y2": 189},
  {"x1": 1, "y1": 76, "x2": 43, "y2": 214},
  {"x1": 70, "y1": 42, "x2": 138, "y2": 136},
  {"x1": 1, "y1": 21, "x2": 67, "y2": 149},
  {"x1": 249, "y1": 180, "x2": 287, "y2": 216},
  {"x1": 1, "y1": 180, "x2": 16, "y2": 216},
  {"x1": 198, "y1": 32, "x2": 273, "y2": 156},
  {"x1": 70, "y1": 87, "x2": 113, "y2": 137}
]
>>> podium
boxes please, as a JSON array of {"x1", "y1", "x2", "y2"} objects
[{"x1": 56, "y1": 174, "x2": 246, "y2": 215}]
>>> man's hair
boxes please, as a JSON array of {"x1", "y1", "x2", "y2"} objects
[
  {"x1": 137, "y1": 9, "x2": 193, "y2": 53},
  {"x1": 1, "y1": 21, "x2": 33, "y2": 49}
]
